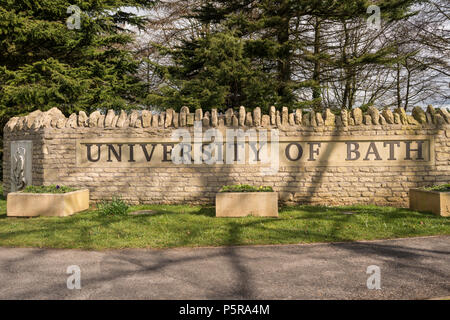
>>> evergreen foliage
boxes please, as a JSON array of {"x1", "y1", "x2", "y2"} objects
[
  {"x1": 147, "y1": 31, "x2": 282, "y2": 113},
  {"x1": 0, "y1": 0, "x2": 154, "y2": 130}
]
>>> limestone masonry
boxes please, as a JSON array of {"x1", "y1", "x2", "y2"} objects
[{"x1": 3, "y1": 105, "x2": 450, "y2": 206}]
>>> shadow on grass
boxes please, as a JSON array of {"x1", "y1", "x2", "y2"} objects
[
  {"x1": 281, "y1": 204, "x2": 442, "y2": 220},
  {"x1": 128, "y1": 204, "x2": 216, "y2": 218},
  {"x1": 196, "y1": 207, "x2": 215, "y2": 217},
  {"x1": 0, "y1": 204, "x2": 446, "y2": 245},
  {"x1": 0, "y1": 203, "x2": 447, "y2": 252}
]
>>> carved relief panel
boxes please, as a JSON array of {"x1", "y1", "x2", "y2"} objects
[{"x1": 10, "y1": 140, "x2": 32, "y2": 192}]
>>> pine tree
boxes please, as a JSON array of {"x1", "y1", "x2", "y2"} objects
[
  {"x1": 0, "y1": 0, "x2": 155, "y2": 129},
  {"x1": 147, "y1": 31, "x2": 281, "y2": 113},
  {"x1": 149, "y1": 0, "x2": 420, "y2": 112}
]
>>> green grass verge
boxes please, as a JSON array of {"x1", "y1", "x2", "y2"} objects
[{"x1": 0, "y1": 195, "x2": 448, "y2": 249}]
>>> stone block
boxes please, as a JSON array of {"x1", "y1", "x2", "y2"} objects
[
  {"x1": 7, "y1": 189, "x2": 89, "y2": 217},
  {"x1": 409, "y1": 188, "x2": 449, "y2": 217}
]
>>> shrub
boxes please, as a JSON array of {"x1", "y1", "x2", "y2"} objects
[
  {"x1": 97, "y1": 197, "x2": 129, "y2": 216},
  {"x1": 22, "y1": 185, "x2": 76, "y2": 194},
  {"x1": 423, "y1": 184, "x2": 450, "y2": 192},
  {"x1": 219, "y1": 184, "x2": 274, "y2": 193}
]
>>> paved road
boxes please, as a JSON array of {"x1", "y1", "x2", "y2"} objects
[{"x1": 0, "y1": 236, "x2": 448, "y2": 299}]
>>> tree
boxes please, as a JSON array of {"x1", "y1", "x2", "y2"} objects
[
  {"x1": 0, "y1": 0, "x2": 155, "y2": 130},
  {"x1": 388, "y1": 0, "x2": 450, "y2": 110},
  {"x1": 147, "y1": 31, "x2": 281, "y2": 112},
  {"x1": 132, "y1": 0, "x2": 205, "y2": 103},
  {"x1": 146, "y1": 0, "x2": 421, "y2": 112}
]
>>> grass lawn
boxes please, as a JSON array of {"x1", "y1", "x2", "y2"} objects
[{"x1": 0, "y1": 193, "x2": 448, "y2": 249}]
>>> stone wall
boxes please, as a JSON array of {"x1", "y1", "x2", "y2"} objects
[{"x1": 3, "y1": 105, "x2": 450, "y2": 207}]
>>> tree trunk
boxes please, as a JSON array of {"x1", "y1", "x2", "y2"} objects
[
  {"x1": 396, "y1": 62, "x2": 402, "y2": 109},
  {"x1": 341, "y1": 22, "x2": 350, "y2": 109},
  {"x1": 312, "y1": 17, "x2": 322, "y2": 111},
  {"x1": 276, "y1": 15, "x2": 291, "y2": 98}
]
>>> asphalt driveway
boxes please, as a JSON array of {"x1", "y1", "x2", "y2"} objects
[{"x1": 0, "y1": 236, "x2": 448, "y2": 299}]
